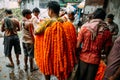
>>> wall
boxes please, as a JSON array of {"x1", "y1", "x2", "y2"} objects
[
  {"x1": 0, "y1": 0, "x2": 19, "y2": 9},
  {"x1": 20, "y1": 0, "x2": 59, "y2": 10},
  {"x1": 84, "y1": 5, "x2": 103, "y2": 14},
  {"x1": 106, "y1": 0, "x2": 120, "y2": 35},
  {"x1": 20, "y1": 0, "x2": 40, "y2": 10},
  {"x1": 84, "y1": 0, "x2": 104, "y2": 14},
  {"x1": 79, "y1": 0, "x2": 104, "y2": 23}
]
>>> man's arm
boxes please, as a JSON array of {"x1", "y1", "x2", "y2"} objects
[
  {"x1": 17, "y1": 21, "x2": 20, "y2": 31},
  {"x1": 34, "y1": 19, "x2": 55, "y2": 35},
  {"x1": 104, "y1": 30, "x2": 113, "y2": 57},
  {"x1": 14, "y1": 19, "x2": 20, "y2": 31},
  {"x1": 28, "y1": 22, "x2": 34, "y2": 41},
  {"x1": 76, "y1": 27, "x2": 85, "y2": 60},
  {"x1": 1, "y1": 19, "x2": 5, "y2": 32},
  {"x1": 76, "y1": 27, "x2": 84, "y2": 48}
]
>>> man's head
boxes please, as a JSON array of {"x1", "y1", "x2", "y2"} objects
[
  {"x1": 107, "y1": 14, "x2": 114, "y2": 23},
  {"x1": 22, "y1": 9, "x2": 32, "y2": 19},
  {"x1": 32, "y1": 7, "x2": 40, "y2": 17},
  {"x1": 59, "y1": 8, "x2": 66, "y2": 17},
  {"x1": 4, "y1": 9, "x2": 13, "y2": 16},
  {"x1": 92, "y1": 8, "x2": 106, "y2": 20},
  {"x1": 67, "y1": 12, "x2": 75, "y2": 21},
  {"x1": 47, "y1": 1, "x2": 60, "y2": 18}
]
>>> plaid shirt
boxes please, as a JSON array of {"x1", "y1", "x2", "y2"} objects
[{"x1": 77, "y1": 21, "x2": 112, "y2": 64}]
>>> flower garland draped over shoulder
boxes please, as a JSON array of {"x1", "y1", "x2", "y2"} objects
[{"x1": 34, "y1": 18, "x2": 52, "y2": 73}]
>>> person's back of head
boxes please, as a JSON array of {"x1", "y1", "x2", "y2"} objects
[
  {"x1": 22, "y1": 9, "x2": 32, "y2": 17},
  {"x1": 47, "y1": 1, "x2": 60, "y2": 15},
  {"x1": 4, "y1": 9, "x2": 14, "y2": 30},
  {"x1": 5, "y1": 9, "x2": 12, "y2": 15},
  {"x1": 92, "y1": 8, "x2": 106, "y2": 20},
  {"x1": 107, "y1": 14, "x2": 114, "y2": 20},
  {"x1": 32, "y1": 7, "x2": 40, "y2": 13},
  {"x1": 68, "y1": 12, "x2": 75, "y2": 16}
]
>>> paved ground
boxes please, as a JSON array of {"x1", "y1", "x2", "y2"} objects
[
  {"x1": 0, "y1": 37, "x2": 47, "y2": 80},
  {"x1": 0, "y1": 36, "x2": 59, "y2": 80},
  {"x1": 0, "y1": 36, "x2": 58, "y2": 80}
]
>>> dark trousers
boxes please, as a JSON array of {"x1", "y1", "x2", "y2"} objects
[{"x1": 77, "y1": 60, "x2": 99, "y2": 80}]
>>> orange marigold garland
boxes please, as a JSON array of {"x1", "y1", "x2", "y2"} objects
[
  {"x1": 62, "y1": 21, "x2": 77, "y2": 76},
  {"x1": 44, "y1": 26, "x2": 52, "y2": 75},
  {"x1": 95, "y1": 60, "x2": 106, "y2": 80}
]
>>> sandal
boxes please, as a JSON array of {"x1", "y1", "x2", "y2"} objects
[{"x1": 6, "y1": 64, "x2": 14, "y2": 68}]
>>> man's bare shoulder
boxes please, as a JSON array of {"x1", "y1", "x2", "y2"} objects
[
  {"x1": 11, "y1": 18, "x2": 19, "y2": 22},
  {"x1": 25, "y1": 21, "x2": 33, "y2": 27}
]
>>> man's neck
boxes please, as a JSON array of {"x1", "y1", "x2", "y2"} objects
[
  {"x1": 7, "y1": 14, "x2": 12, "y2": 16},
  {"x1": 23, "y1": 17, "x2": 30, "y2": 22},
  {"x1": 69, "y1": 19, "x2": 74, "y2": 23},
  {"x1": 6, "y1": 14, "x2": 13, "y2": 18},
  {"x1": 51, "y1": 14, "x2": 59, "y2": 19}
]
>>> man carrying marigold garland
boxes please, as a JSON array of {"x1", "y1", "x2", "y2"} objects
[{"x1": 34, "y1": 1, "x2": 77, "y2": 80}]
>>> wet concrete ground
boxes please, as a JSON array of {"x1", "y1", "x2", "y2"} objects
[
  {"x1": 0, "y1": 37, "x2": 58, "y2": 80},
  {"x1": 0, "y1": 37, "x2": 45, "y2": 80}
]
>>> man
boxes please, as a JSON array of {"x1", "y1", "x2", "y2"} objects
[
  {"x1": 59, "y1": 8, "x2": 67, "y2": 22},
  {"x1": 67, "y1": 11, "x2": 80, "y2": 34},
  {"x1": 104, "y1": 36, "x2": 120, "y2": 80},
  {"x1": 1, "y1": 9, "x2": 21, "y2": 68},
  {"x1": 31, "y1": 7, "x2": 41, "y2": 29},
  {"x1": 106, "y1": 14, "x2": 119, "y2": 42},
  {"x1": 76, "y1": 8, "x2": 112, "y2": 80},
  {"x1": 21, "y1": 9, "x2": 37, "y2": 72},
  {"x1": 35, "y1": 1, "x2": 77, "y2": 80}
]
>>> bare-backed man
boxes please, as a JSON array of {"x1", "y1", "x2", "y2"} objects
[{"x1": 1, "y1": 9, "x2": 21, "y2": 68}]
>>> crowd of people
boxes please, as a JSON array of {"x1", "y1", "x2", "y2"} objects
[{"x1": 0, "y1": 1, "x2": 120, "y2": 80}]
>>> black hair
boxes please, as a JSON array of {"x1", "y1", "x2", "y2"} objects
[
  {"x1": 47, "y1": 1, "x2": 60, "y2": 15},
  {"x1": 32, "y1": 7, "x2": 40, "y2": 13},
  {"x1": 107, "y1": 14, "x2": 114, "y2": 20},
  {"x1": 92, "y1": 8, "x2": 106, "y2": 20},
  {"x1": 67, "y1": 11, "x2": 75, "y2": 15},
  {"x1": 22, "y1": 9, "x2": 32, "y2": 17},
  {"x1": 5, "y1": 9, "x2": 12, "y2": 14}
]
